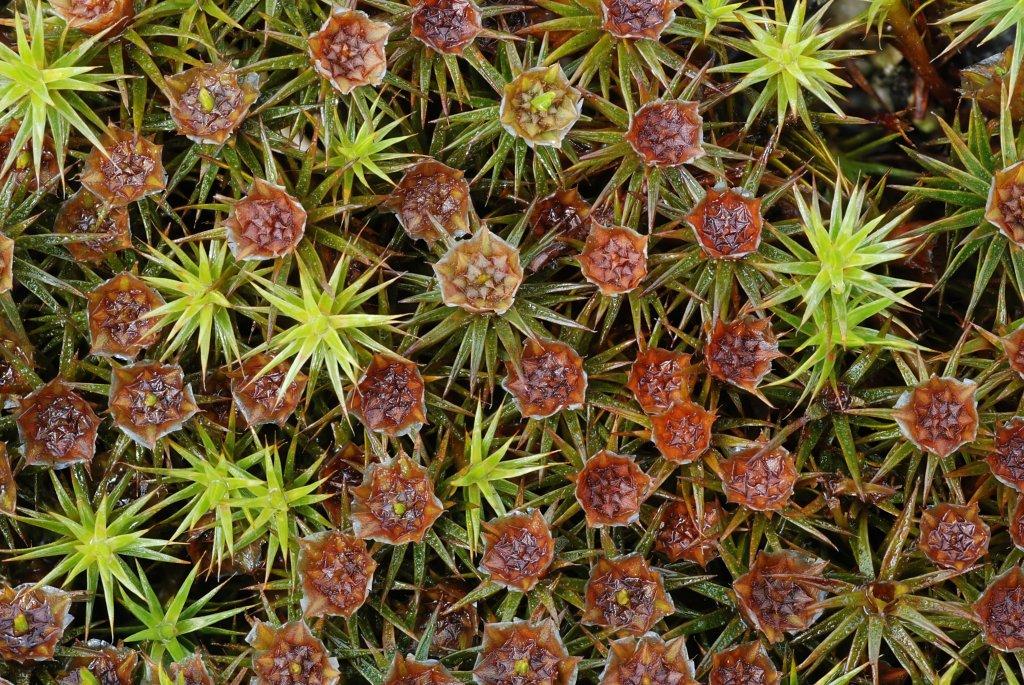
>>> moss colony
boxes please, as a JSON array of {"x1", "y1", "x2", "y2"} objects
[{"x1": 5, "y1": 0, "x2": 1024, "y2": 683}]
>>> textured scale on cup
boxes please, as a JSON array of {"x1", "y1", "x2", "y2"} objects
[
  {"x1": 298, "y1": 531, "x2": 377, "y2": 619},
  {"x1": 50, "y1": 0, "x2": 132, "y2": 34},
  {"x1": 720, "y1": 442, "x2": 796, "y2": 512},
  {"x1": 705, "y1": 317, "x2": 782, "y2": 393},
  {"x1": 527, "y1": 188, "x2": 592, "y2": 270},
  {"x1": 0, "y1": 584, "x2": 72, "y2": 663},
  {"x1": 411, "y1": 0, "x2": 483, "y2": 54},
  {"x1": 472, "y1": 619, "x2": 579, "y2": 685},
  {"x1": 480, "y1": 510, "x2": 556, "y2": 591},
  {"x1": 987, "y1": 161, "x2": 1024, "y2": 247},
  {"x1": 225, "y1": 180, "x2": 307, "y2": 261},
  {"x1": 55, "y1": 190, "x2": 132, "y2": 263},
  {"x1": 87, "y1": 273, "x2": 164, "y2": 360},
  {"x1": 108, "y1": 362, "x2": 198, "y2": 449},
  {"x1": 579, "y1": 224, "x2": 649, "y2": 295},
  {"x1": 0, "y1": 119, "x2": 58, "y2": 190},
  {"x1": 229, "y1": 354, "x2": 308, "y2": 427},
  {"x1": 894, "y1": 376, "x2": 978, "y2": 458},
  {"x1": 732, "y1": 551, "x2": 828, "y2": 643},
  {"x1": 309, "y1": 9, "x2": 391, "y2": 95},
  {"x1": 991, "y1": 417, "x2": 1024, "y2": 490},
  {"x1": 499, "y1": 66, "x2": 582, "y2": 147},
  {"x1": 686, "y1": 187, "x2": 763, "y2": 260},
  {"x1": 384, "y1": 654, "x2": 461, "y2": 685},
  {"x1": 350, "y1": 355, "x2": 427, "y2": 436},
  {"x1": 247, "y1": 621, "x2": 340, "y2": 685},
  {"x1": 655, "y1": 499, "x2": 723, "y2": 566},
  {"x1": 707, "y1": 642, "x2": 780, "y2": 685},
  {"x1": 650, "y1": 400, "x2": 715, "y2": 464},
  {"x1": 58, "y1": 641, "x2": 137, "y2": 685},
  {"x1": 165, "y1": 64, "x2": 260, "y2": 145},
  {"x1": 600, "y1": 0, "x2": 679, "y2": 39},
  {"x1": 583, "y1": 555, "x2": 674, "y2": 635},
  {"x1": 599, "y1": 634, "x2": 696, "y2": 685},
  {"x1": 573, "y1": 450, "x2": 650, "y2": 527},
  {"x1": 17, "y1": 379, "x2": 100, "y2": 469},
  {"x1": 352, "y1": 456, "x2": 443, "y2": 544},
  {"x1": 503, "y1": 338, "x2": 587, "y2": 419},
  {"x1": 626, "y1": 101, "x2": 703, "y2": 168},
  {"x1": 974, "y1": 566, "x2": 1024, "y2": 652},
  {"x1": 434, "y1": 228, "x2": 524, "y2": 314},
  {"x1": 918, "y1": 502, "x2": 990, "y2": 571},
  {"x1": 167, "y1": 654, "x2": 215, "y2": 685},
  {"x1": 80, "y1": 127, "x2": 165, "y2": 207},
  {"x1": 389, "y1": 160, "x2": 472, "y2": 244}
]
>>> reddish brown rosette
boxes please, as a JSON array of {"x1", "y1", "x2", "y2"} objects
[
  {"x1": 974, "y1": 565, "x2": 1024, "y2": 652},
  {"x1": 80, "y1": 126, "x2": 165, "y2": 207},
  {"x1": 165, "y1": 64, "x2": 259, "y2": 145},
  {"x1": 0, "y1": 324, "x2": 35, "y2": 398},
  {"x1": 55, "y1": 189, "x2": 132, "y2": 262},
  {"x1": 0, "y1": 584, "x2": 72, "y2": 663},
  {"x1": 598, "y1": 633, "x2": 696, "y2": 685},
  {"x1": 51, "y1": 0, "x2": 133, "y2": 34},
  {"x1": 626, "y1": 101, "x2": 703, "y2": 168},
  {"x1": 686, "y1": 186, "x2": 763, "y2": 260},
  {"x1": 626, "y1": 348, "x2": 693, "y2": 415},
  {"x1": 434, "y1": 227, "x2": 524, "y2": 315},
  {"x1": 990, "y1": 417, "x2": 1024, "y2": 490},
  {"x1": 319, "y1": 444, "x2": 369, "y2": 526},
  {"x1": 386, "y1": 654, "x2": 461, "y2": 685},
  {"x1": 917, "y1": 502, "x2": 989, "y2": 572},
  {"x1": 352, "y1": 455, "x2": 443, "y2": 544},
  {"x1": 986, "y1": 161, "x2": 1024, "y2": 247},
  {"x1": 650, "y1": 400, "x2": 714, "y2": 464},
  {"x1": 472, "y1": 619, "x2": 579, "y2": 685},
  {"x1": 229, "y1": 355, "x2": 308, "y2": 427},
  {"x1": 720, "y1": 441, "x2": 796, "y2": 512},
  {"x1": 1003, "y1": 326, "x2": 1024, "y2": 378},
  {"x1": 654, "y1": 498, "x2": 722, "y2": 566},
  {"x1": 0, "y1": 119, "x2": 58, "y2": 190},
  {"x1": 499, "y1": 66, "x2": 582, "y2": 148},
  {"x1": 87, "y1": 273, "x2": 164, "y2": 360},
  {"x1": 600, "y1": 0, "x2": 680, "y2": 39},
  {"x1": 479, "y1": 509, "x2": 555, "y2": 591},
  {"x1": 309, "y1": 9, "x2": 391, "y2": 95},
  {"x1": 1013, "y1": 498, "x2": 1024, "y2": 552},
  {"x1": 503, "y1": 338, "x2": 587, "y2": 419},
  {"x1": 573, "y1": 450, "x2": 651, "y2": 527},
  {"x1": 223, "y1": 179, "x2": 306, "y2": 261},
  {"x1": 349, "y1": 354, "x2": 427, "y2": 437},
  {"x1": 247, "y1": 620, "x2": 340, "y2": 685},
  {"x1": 166, "y1": 653, "x2": 214, "y2": 685},
  {"x1": 894, "y1": 376, "x2": 978, "y2": 458},
  {"x1": 707, "y1": 641, "x2": 780, "y2": 685},
  {"x1": 298, "y1": 530, "x2": 376, "y2": 619},
  {"x1": 733, "y1": 551, "x2": 827, "y2": 643},
  {"x1": 16, "y1": 379, "x2": 100, "y2": 469},
  {"x1": 59, "y1": 640, "x2": 137, "y2": 685},
  {"x1": 423, "y1": 581, "x2": 478, "y2": 653},
  {"x1": 108, "y1": 362, "x2": 199, "y2": 449},
  {"x1": 579, "y1": 224, "x2": 648, "y2": 296},
  {"x1": 411, "y1": 0, "x2": 483, "y2": 54},
  {"x1": 583, "y1": 555, "x2": 674, "y2": 635},
  {"x1": 706, "y1": 317, "x2": 782, "y2": 394},
  {"x1": 389, "y1": 160, "x2": 472, "y2": 244},
  {"x1": 527, "y1": 188, "x2": 592, "y2": 270}
]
